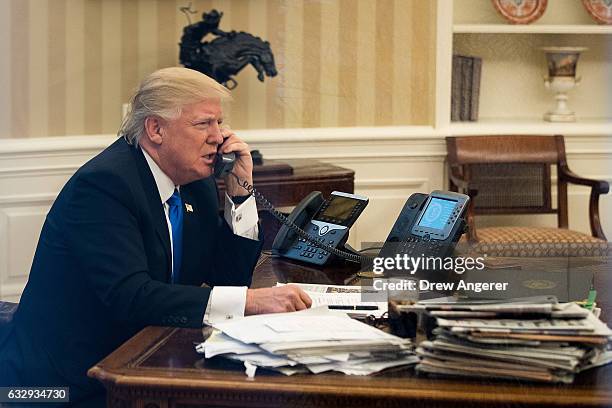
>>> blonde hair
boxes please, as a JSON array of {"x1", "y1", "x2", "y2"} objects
[{"x1": 119, "y1": 67, "x2": 232, "y2": 145}]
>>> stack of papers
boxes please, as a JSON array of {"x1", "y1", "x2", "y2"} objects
[
  {"x1": 196, "y1": 307, "x2": 417, "y2": 377},
  {"x1": 413, "y1": 298, "x2": 612, "y2": 383}
]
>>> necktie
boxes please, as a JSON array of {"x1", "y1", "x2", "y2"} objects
[{"x1": 167, "y1": 189, "x2": 183, "y2": 283}]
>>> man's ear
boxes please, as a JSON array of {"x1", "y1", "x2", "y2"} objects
[{"x1": 143, "y1": 116, "x2": 164, "y2": 146}]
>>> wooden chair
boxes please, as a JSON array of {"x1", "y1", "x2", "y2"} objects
[{"x1": 446, "y1": 135, "x2": 609, "y2": 257}]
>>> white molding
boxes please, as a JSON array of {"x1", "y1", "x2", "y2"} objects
[
  {"x1": 566, "y1": 152, "x2": 612, "y2": 160},
  {"x1": 0, "y1": 134, "x2": 114, "y2": 156},
  {"x1": 0, "y1": 165, "x2": 80, "y2": 179},
  {"x1": 0, "y1": 127, "x2": 441, "y2": 157},
  {"x1": 1, "y1": 130, "x2": 611, "y2": 160},
  {"x1": 240, "y1": 126, "x2": 441, "y2": 141},
  {"x1": 0, "y1": 205, "x2": 49, "y2": 301},
  {"x1": 259, "y1": 151, "x2": 448, "y2": 161},
  {"x1": 0, "y1": 193, "x2": 58, "y2": 206},
  {"x1": 447, "y1": 119, "x2": 612, "y2": 137},
  {"x1": 355, "y1": 178, "x2": 428, "y2": 189},
  {"x1": 551, "y1": 176, "x2": 612, "y2": 185},
  {"x1": 331, "y1": 157, "x2": 446, "y2": 165}
]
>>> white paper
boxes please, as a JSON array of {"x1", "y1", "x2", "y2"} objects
[
  {"x1": 199, "y1": 305, "x2": 417, "y2": 378},
  {"x1": 278, "y1": 283, "x2": 388, "y2": 318},
  {"x1": 213, "y1": 307, "x2": 394, "y2": 345},
  {"x1": 228, "y1": 352, "x2": 298, "y2": 368},
  {"x1": 306, "y1": 355, "x2": 419, "y2": 375},
  {"x1": 244, "y1": 361, "x2": 257, "y2": 378},
  {"x1": 196, "y1": 330, "x2": 261, "y2": 358}
]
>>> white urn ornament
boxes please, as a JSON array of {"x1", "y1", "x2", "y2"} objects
[{"x1": 541, "y1": 47, "x2": 587, "y2": 122}]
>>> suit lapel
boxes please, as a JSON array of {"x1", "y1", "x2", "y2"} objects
[{"x1": 132, "y1": 145, "x2": 172, "y2": 281}]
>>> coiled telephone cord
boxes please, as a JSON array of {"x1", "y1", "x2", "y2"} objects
[{"x1": 231, "y1": 172, "x2": 372, "y2": 265}]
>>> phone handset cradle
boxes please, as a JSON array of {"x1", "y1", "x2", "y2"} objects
[{"x1": 270, "y1": 191, "x2": 324, "y2": 253}]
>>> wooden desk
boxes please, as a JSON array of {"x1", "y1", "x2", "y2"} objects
[
  {"x1": 217, "y1": 159, "x2": 354, "y2": 248},
  {"x1": 89, "y1": 256, "x2": 612, "y2": 408}
]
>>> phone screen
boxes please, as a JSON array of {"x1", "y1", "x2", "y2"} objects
[
  {"x1": 417, "y1": 197, "x2": 456, "y2": 231},
  {"x1": 314, "y1": 195, "x2": 364, "y2": 225},
  {"x1": 319, "y1": 196, "x2": 356, "y2": 220}
]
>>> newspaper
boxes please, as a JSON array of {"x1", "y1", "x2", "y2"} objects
[
  {"x1": 414, "y1": 297, "x2": 612, "y2": 383},
  {"x1": 277, "y1": 282, "x2": 387, "y2": 318},
  {"x1": 436, "y1": 312, "x2": 612, "y2": 336}
]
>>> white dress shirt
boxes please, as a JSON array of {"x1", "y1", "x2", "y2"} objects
[{"x1": 141, "y1": 149, "x2": 259, "y2": 325}]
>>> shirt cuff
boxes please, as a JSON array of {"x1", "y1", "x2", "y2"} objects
[
  {"x1": 232, "y1": 194, "x2": 252, "y2": 204},
  {"x1": 224, "y1": 193, "x2": 259, "y2": 239},
  {"x1": 203, "y1": 286, "x2": 248, "y2": 325}
]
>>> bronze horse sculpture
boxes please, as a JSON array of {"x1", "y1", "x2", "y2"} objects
[{"x1": 179, "y1": 9, "x2": 277, "y2": 89}]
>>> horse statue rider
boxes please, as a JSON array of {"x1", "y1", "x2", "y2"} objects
[{"x1": 179, "y1": 9, "x2": 278, "y2": 89}]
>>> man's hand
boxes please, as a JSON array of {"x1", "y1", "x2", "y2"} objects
[
  {"x1": 220, "y1": 126, "x2": 253, "y2": 197},
  {"x1": 245, "y1": 286, "x2": 313, "y2": 315}
]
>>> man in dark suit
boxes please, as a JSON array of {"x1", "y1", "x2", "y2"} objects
[{"x1": 0, "y1": 67, "x2": 311, "y2": 405}]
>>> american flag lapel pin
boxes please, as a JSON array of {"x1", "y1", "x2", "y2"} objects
[{"x1": 185, "y1": 203, "x2": 193, "y2": 213}]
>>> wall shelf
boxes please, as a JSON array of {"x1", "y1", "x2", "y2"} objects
[{"x1": 453, "y1": 24, "x2": 612, "y2": 35}]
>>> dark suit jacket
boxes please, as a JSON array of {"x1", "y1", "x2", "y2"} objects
[{"x1": 0, "y1": 138, "x2": 262, "y2": 400}]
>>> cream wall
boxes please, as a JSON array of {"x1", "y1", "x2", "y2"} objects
[{"x1": 0, "y1": 0, "x2": 436, "y2": 139}]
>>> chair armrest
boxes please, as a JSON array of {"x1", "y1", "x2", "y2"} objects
[
  {"x1": 448, "y1": 167, "x2": 479, "y2": 242},
  {"x1": 448, "y1": 168, "x2": 478, "y2": 197},
  {"x1": 559, "y1": 165, "x2": 609, "y2": 194},
  {"x1": 559, "y1": 165, "x2": 609, "y2": 240}
]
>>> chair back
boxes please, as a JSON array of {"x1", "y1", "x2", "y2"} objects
[{"x1": 446, "y1": 135, "x2": 568, "y2": 226}]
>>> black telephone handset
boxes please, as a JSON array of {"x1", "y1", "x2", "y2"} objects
[
  {"x1": 213, "y1": 152, "x2": 236, "y2": 178},
  {"x1": 272, "y1": 191, "x2": 369, "y2": 265},
  {"x1": 378, "y1": 190, "x2": 469, "y2": 262}
]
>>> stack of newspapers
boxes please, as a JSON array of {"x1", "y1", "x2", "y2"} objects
[
  {"x1": 196, "y1": 307, "x2": 417, "y2": 377},
  {"x1": 414, "y1": 298, "x2": 612, "y2": 383}
]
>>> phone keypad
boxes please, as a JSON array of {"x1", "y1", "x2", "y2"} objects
[
  {"x1": 283, "y1": 223, "x2": 348, "y2": 265},
  {"x1": 400, "y1": 236, "x2": 447, "y2": 259},
  {"x1": 297, "y1": 237, "x2": 330, "y2": 259}
]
